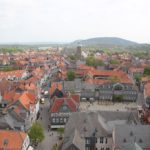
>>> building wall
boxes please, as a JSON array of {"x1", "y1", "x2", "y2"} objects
[
  {"x1": 85, "y1": 136, "x2": 112, "y2": 150},
  {"x1": 50, "y1": 113, "x2": 70, "y2": 128},
  {"x1": 22, "y1": 135, "x2": 30, "y2": 150},
  {"x1": 97, "y1": 83, "x2": 137, "y2": 102},
  {"x1": 35, "y1": 101, "x2": 40, "y2": 114},
  {"x1": 96, "y1": 137, "x2": 112, "y2": 150}
]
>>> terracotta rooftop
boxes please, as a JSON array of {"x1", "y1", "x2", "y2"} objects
[
  {"x1": 0, "y1": 130, "x2": 27, "y2": 149},
  {"x1": 49, "y1": 82, "x2": 63, "y2": 96},
  {"x1": 50, "y1": 95, "x2": 79, "y2": 113},
  {"x1": 144, "y1": 83, "x2": 150, "y2": 97}
]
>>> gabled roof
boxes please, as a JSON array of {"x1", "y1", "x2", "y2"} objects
[
  {"x1": 144, "y1": 83, "x2": 150, "y2": 98},
  {"x1": 0, "y1": 130, "x2": 27, "y2": 149},
  {"x1": 120, "y1": 143, "x2": 143, "y2": 150},
  {"x1": 114, "y1": 125, "x2": 150, "y2": 150},
  {"x1": 129, "y1": 67, "x2": 144, "y2": 73},
  {"x1": 50, "y1": 95, "x2": 79, "y2": 113},
  {"x1": 70, "y1": 95, "x2": 80, "y2": 103},
  {"x1": 49, "y1": 82, "x2": 63, "y2": 96},
  {"x1": 3, "y1": 91, "x2": 21, "y2": 103},
  {"x1": 50, "y1": 88, "x2": 64, "y2": 99},
  {"x1": 0, "y1": 70, "x2": 25, "y2": 79},
  {"x1": 3, "y1": 90, "x2": 15, "y2": 101},
  {"x1": 0, "y1": 79, "x2": 15, "y2": 95},
  {"x1": 62, "y1": 111, "x2": 139, "y2": 150},
  {"x1": 18, "y1": 92, "x2": 36, "y2": 110},
  {"x1": 87, "y1": 69, "x2": 132, "y2": 84},
  {"x1": 141, "y1": 77, "x2": 150, "y2": 83}
]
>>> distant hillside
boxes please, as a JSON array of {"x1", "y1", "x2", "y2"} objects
[{"x1": 71, "y1": 37, "x2": 139, "y2": 47}]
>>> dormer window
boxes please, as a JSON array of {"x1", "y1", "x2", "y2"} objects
[
  {"x1": 3, "y1": 139, "x2": 9, "y2": 146},
  {"x1": 62, "y1": 105, "x2": 67, "y2": 111},
  {"x1": 114, "y1": 85, "x2": 123, "y2": 90},
  {"x1": 130, "y1": 131, "x2": 133, "y2": 136},
  {"x1": 123, "y1": 138, "x2": 126, "y2": 143},
  {"x1": 139, "y1": 138, "x2": 143, "y2": 143}
]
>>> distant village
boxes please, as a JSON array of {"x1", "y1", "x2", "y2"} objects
[{"x1": 0, "y1": 46, "x2": 150, "y2": 150}]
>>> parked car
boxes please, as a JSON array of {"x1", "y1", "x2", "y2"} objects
[{"x1": 40, "y1": 98, "x2": 45, "y2": 104}]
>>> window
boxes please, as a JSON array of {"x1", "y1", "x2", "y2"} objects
[
  {"x1": 106, "y1": 148, "x2": 110, "y2": 150},
  {"x1": 64, "y1": 118, "x2": 67, "y2": 123},
  {"x1": 100, "y1": 137, "x2": 104, "y2": 143},
  {"x1": 123, "y1": 138, "x2": 126, "y2": 143},
  {"x1": 114, "y1": 84, "x2": 123, "y2": 91},
  {"x1": 85, "y1": 147, "x2": 89, "y2": 150},
  {"x1": 85, "y1": 138, "x2": 90, "y2": 144},
  {"x1": 139, "y1": 139, "x2": 143, "y2": 143},
  {"x1": 62, "y1": 105, "x2": 68, "y2": 111},
  {"x1": 95, "y1": 138, "x2": 97, "y2": 143},
  {"x1": 52, "y1": 118, "x2": 55, "y2": 123},
  {"x1": 56, "y1": 118, "x2": 59, "y2": 123},
  {"x1": 105, "y1": 138, "x2": 108, "y2": 144},
  {"x1": 60, "y1": 118, "x2": 63, "y2": 123},
  {"x1": 130, "y1": 131, "x2": 133, "y2": 136}
]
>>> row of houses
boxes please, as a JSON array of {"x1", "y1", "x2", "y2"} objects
[
  {"x1": 55, "y1": 64, "x2": 139, "y2": 102},
  {"x1": 0, "y1": 50, "x2": 64, "y2": 149},
  {"x1": 62, "y1": 111, "x2": 150, "y2": 150}
]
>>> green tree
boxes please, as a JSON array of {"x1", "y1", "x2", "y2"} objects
[
  {"x1": 96, "y1": 59, "x2": 104, "y2": 66},
  {"x1": 134, "y1": 74, "x2": 141, "y2": 82},
  {"x1": 113, "y1": 95, "x2": 123, "y2": 102},
  {"x1": 109, "y1": 59, "x2": 119, "y2": 64},
  {"x1": 67, "y1": 71, "x2": 75, "y2": 81},
  {"x1": 51, "y1": 144, "x2": 57, "y2": 150},
  {"x1": 69, "y1": 55, "x2": 76, "y2": 60},
  {"x1": 86, "y1": 56, "x2": 96, "y2": 67},
  {"x1": 28, "y1": 122, "x2": 45, "y2": 146},
  {"x1": 144, "y1": 66, "x2": 150, "y2": 76},
  {"x1": 57, "y1": 128, "x2": 64, "y2": 139}
]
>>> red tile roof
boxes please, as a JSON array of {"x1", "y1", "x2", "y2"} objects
[
  {"x1": 19, "y1": 92, "x2": 36, "y2": 110},
  {"x1": 142, "y1": 77, "x2": 150, "y2": 83},
  {"x1": 71, "y1": 95, "x2": 80, "y2": 103},
  {"x1": 144, "y1": 83, "x2": 150, "y2": 98},
  {"x1": 3, "y1": 91, "x2": 15, "y2": 101},
  {"x1": 87, "y1": 69, "x2": 132, "y2": 84},
  {"x1": 129, "y1": 67, "x2": 144, "y2": 73},
  {"x1": 50, "y1": 95, "x2": 79, "y2": 113},
  {"x1": 49, "y1": 82, "x2": 63, "y2": 95},
  {"x1": 3, "y1": 91, "x2": 21, "y2": 103},
  {"x1": 0, "y1": 70, "x2": 25, "y2": 79},
  {"x1": 77, "y1": 64, "x2": 132, "y2": 84},
  {"x1": 0, "y1": 130, "x2": 27, "y2": 150}
]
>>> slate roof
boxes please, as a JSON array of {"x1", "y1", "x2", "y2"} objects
[
  {"x1": 63, "y1": 79, "x2": 82, "y2": 91},
  {"x1": 62, "y1": 128, "x2": 84, "y2": 150},
  {"x1": 119, "y1": 143, "x2": 143, "y2": 150},
  {"x1": 62, "y1": 111, "x2": 139, "y2": 150},
  {"x1": 114, "y1": 125, "x2": 150, "y2": 150}
]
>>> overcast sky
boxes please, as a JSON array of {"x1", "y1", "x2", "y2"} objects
[{"x1": 0, "y1": 0, "x2": 150, "y2": 43}]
